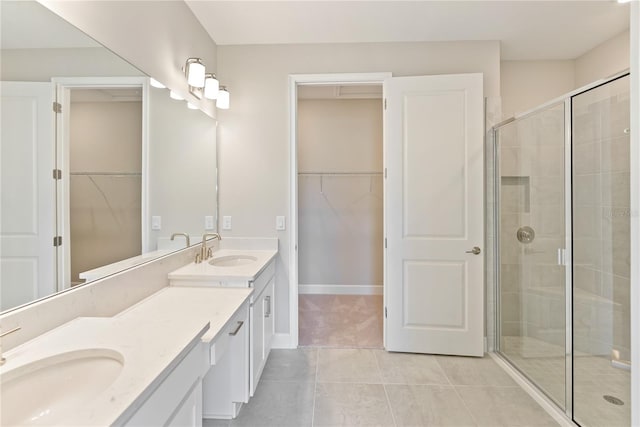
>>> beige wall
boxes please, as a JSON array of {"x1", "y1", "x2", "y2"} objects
[
  {"x1": 217, "y1": 41, "x2": 500, "y2": 335},
  {"x1": 69, "y1": 101, "x2": 142, "y2": 283},
  {"x1": 147, "y1": 86, "x2": 218, "y2": 250},
  {"x1": 298, "y1": 99, "x2": 383, "y2": 289},
  {"x1": 37, "y1": 0, "x2": 218, "y2": 116},
  {"x1": 500, "y1": 60, "x2": 575, "y2": 119},
  {"x1": 575, "y1": 30, "x2": 630, "y2": 88},
  {"x1": 500, "y1": 31, "x2": 630, "y2": 119}
]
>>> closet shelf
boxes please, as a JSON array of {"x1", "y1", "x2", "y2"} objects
[
  {"x1": 298, "y1": 171, "x2": 383, "y2": 176},
  {"x1": 70, "y1": 172, "x2": 142, "y2": 176}
]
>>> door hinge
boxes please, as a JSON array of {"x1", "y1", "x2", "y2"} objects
[
  {"x1": 384, "y1": 238, "x2": 387, "y2": 249},
  {"x1": 384, "y1": 168, "x2": 387, "y2": 179},
  {"x1": 53, "y1": 236, "x2": 62, "y2": 247},
  {"x1": 53, "y1": 102, "x2": 62, "y2": 113},
  {"x1": 53, "y1": 169, "x2": 62, "y2": 180},
  {"x1": 385, "y1": 307, "x2": 387, "y2": 318},
  {"x1": 384, "y1": 98, "x2": 387, "y2": 110}
]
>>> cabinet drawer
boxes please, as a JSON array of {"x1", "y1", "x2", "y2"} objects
[
  {"x1": 250, "y1": 261, "x2": 274, "y2": 296},
  {"x1": 208, "y1": 302, "x2": 248, "y2": 367}
]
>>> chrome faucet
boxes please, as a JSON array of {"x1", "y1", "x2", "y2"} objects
[
  {"x1": 0, "y1": 326, "x2": 21, "y2": 366},
  {"x1": 199, "y1": 233, "x2": 221, "y2": 262},
  {"x1": 170, "y1": 233, "x2": 190, "y2": 248}
]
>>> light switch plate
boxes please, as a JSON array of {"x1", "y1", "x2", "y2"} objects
[
  {"x1": 276, "y1": 216, "x2": 286, "y2": 231},
  {"x1": 222, "y1": 216, "x2": 232, "y2": 230},
  {"x1": 151, "y1": 216, "x2": 161, "y2": 230},
  {"x1": 205, "y1": 215, "x2": 215, "y2": 230}
]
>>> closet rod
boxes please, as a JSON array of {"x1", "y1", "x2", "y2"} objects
[
  {"x1": 298, "y1": 172, "x2": 383, "y2": 176},
  {"x1": 70, "y1": 172, "x2": 142, "y2": 176}
]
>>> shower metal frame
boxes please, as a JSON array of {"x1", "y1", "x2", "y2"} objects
[{"x1": 491, "y1": 70, "x2": 630, "y2": 424}]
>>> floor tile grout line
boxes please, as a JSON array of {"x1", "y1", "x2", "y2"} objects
[
  {"x1": 311, "y1": 347, "x2": 319, "y2": 427},
  {"x1": 373, "y1": 349, "x2": 398, "y2": 427}
]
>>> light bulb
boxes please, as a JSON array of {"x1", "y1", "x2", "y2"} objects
[
  {"x1": 169, "y1": 90, "x2": 184, "y2": 100},
  {"x1": 216, "y1": 87, "x2": 230, "y2": 110},
  {"x1": 149, "y1": 78, "x2": 165, "y2": 89},
  {"x1": 204, "y1": 74, "x2": 219, "y2": 100},
  {"x1": 186, "y1": 58, "x2": 206, "y2": 88}
]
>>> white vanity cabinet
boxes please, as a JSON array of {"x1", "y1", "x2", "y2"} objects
[
  {"x1": 250, "y1": 267, "x2": 275, "y2": 396},
  {"x1": 202, "y1": 301, "x2": 250, "y2": 419},
  {"x1": 123, "y1": 342, "x2": 205, "y2": 427}
]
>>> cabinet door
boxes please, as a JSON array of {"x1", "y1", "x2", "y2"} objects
[
  {"x1": 250, "y1": 295, "x2": 265, "y2": 396},
  {"x1": 263, "y1": 278, "x2": 275, "y2": 359},
  {"x1": 167, "y1": 381, "x2": 203, "y2": 427}
]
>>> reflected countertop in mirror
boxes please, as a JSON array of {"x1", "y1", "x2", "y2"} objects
[{"x1": 0, "y1": 0, "x2": 218, "y2": 313}]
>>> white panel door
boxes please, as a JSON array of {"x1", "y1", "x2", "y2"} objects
[
  {"x1": 1, "y1": 82, "x2": 55, "y2": 310},
  {"x1": 384, "y1": 74, "x2": 484, "y2": 356}
]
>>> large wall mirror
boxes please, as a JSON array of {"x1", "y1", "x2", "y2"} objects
[{"x1": 0, "y1": 1, "x2": 218, "y2": 312}]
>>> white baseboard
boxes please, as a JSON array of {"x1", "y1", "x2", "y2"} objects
[
  {"x1": 271, "y1": 333, "x2": 296, "y2": 349},
  {"x1": 298, "y1": 284, "x2": 383, "y2": 295}
]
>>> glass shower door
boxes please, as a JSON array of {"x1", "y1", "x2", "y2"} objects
[
  {"x1": 571, "y1": 75, "x2": 630, "y2": 427},
  {"x1": 496, "y1": 102, "x2": 567, "y2": 409}
]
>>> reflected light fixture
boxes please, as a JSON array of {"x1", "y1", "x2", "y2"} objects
[
  {"x1": 204, "y1": 73, "x2": 220, "y2": 100},
  {"x1": 169, "y1": 90, "x2": 184, "y2": 100},
  {"x1": 185, "y1": 58, "x2": 206, "y2": 88},
  {"x1": 616, "y1": 0, "x2": 631, "y2": 3},
  {"x1": 187, "y1": 102, "x2": 198, "y2": 110},
  {"x1": 216, "y1": 86, "x2": 230, "y2": 109},
  {"x1": 149, "y1": 78, "x2": 166, "y2": 89}
]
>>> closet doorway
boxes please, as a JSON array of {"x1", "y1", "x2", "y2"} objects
[{"x1": 296, "y1": 81, "x2": 384, "y2": 348}]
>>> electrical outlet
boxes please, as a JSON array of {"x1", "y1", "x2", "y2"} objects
[
  {"x1": 205, "y1": 215, "x2": 215, "y2": 230},
  {"x1": 151, "y1": 216, "x2": 161, "y2": 230},
  {"x1": 222, "y1": 216, "x2": 232, "y2": 230},
  {"x1": 276, "y1": 216, "x2": 285, "y2": 231}
]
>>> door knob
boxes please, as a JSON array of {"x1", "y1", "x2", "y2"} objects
[{"x1": 466, "y1": 246, "x2": 481, "y2": 255}]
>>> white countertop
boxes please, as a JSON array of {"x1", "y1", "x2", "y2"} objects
[
  {"x1": 168, "y1": 249, "x2": 277, "y2": 282},
  {"x1": 0, "y1": 286, "x2": 253, "y2": 426}
]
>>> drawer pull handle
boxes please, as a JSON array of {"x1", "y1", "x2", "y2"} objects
[
  {"x1": 229, "y1": 321, "x2": 244, "y2": 336},
  {"x1": 265, "y1": 296, "x2": 271, "y2": 318}
]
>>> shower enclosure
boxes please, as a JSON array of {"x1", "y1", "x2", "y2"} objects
[{"x1": 493, "y1": 72, "x2": 630, "y2": 426}]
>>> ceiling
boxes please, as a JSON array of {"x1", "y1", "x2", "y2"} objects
[{"x1": 186, "y1": 1, "x2": 630, "y2": 60}]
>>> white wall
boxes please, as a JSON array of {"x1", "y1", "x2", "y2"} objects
[
  {"x1": 575, "y1": 30, "x2": 630, "y2": 88},
  {"x1": 298, "y1": 99, "x2": 383, "y2": 291},
  {"x1": 37, "y1": 0, "x2": 218, "y2": 116},
  {"x1": 629, "y1": 3, "x2": 639, "y2": 424},
  {"x1": 217, "y1": 41, "x2": 500, "y2": 337}
]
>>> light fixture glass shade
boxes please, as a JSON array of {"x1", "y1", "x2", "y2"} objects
[
  {"x1": 149, "y1": 78, "x2": 165, "y2": 89},
  {"x1": 204, "y1": 74, "x2": 219, "y2": 100},
  {"x1": 186, "y1": 58, "x2": 206, "y2": 88},
  {"x1": 216, "y1": 87, "x2": 230, "y2": 109},
  {"x1": 169, "y1": 90, "x2": 184, "y2": 100},
  {"x1": 187, "y1": 102, "x2": 198, "y2": 110}
]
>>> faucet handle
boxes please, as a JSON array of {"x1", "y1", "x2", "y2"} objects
[{"x1": 195, "y1": 253, "x2": 202, "y2": 264}]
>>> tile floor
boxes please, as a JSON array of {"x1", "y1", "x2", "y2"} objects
[
  {"x1": 204, "y1": 348, "x2": 559, "y2": 427},
  {"x1": 298, "y1": 294, "x2": 383, "y2": 348},
  {"x1": 502, "y1": 336, "x2": 631, "y2": 427}
]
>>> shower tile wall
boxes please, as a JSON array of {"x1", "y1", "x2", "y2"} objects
[{"x1": 572, "y1": 78, "x2": 631, "y2": 362}]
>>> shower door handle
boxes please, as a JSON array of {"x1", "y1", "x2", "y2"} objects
[{"x1": 465, "y1": 246, "x2": 481, "y2": 255}]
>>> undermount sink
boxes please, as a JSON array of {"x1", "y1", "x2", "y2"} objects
[
  {"x1": 1, "y1": 349, "x2": 124, "y2": 426},
  {"x1": 209, "y1": 255, "x2": 257, "y2": 267}
]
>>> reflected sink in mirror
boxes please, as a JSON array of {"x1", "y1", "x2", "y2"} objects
[
  {"x1": 209, "y1": 255, "x2": 257, "y2": 267},
  {"x1": 1, "y1": 349, "x2": 124, "y2": 426}
]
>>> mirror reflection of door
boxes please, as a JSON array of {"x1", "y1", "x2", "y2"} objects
[{"x1": 68, "y1": 87, "x2": 142, "y2": 286}]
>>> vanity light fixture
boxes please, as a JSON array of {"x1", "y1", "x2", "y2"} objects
[
  {"x1": 185, "y1": 58, "x2": 206, "y2": 88},
  {"x1": 216, "y1": 86, "x2": 230, "y2": 109},
  {"x1": 617, "y1": 0, "x2": 631, "y2": 3},
  {"x1": 187, "y1": 102, "x2": 199, "y2": 110},
  {"x1": 149, "y1": 78, "x2": 166, "y2": 89},
  {"x1": 169, "y1": 90, "x2": 184, "y2": 101},
  {"x1": 204, "y1": 74, "x2": 220, "y2": 100}
]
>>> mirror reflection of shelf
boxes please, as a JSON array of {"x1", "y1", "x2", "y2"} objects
[{"x1": 70, "y1": 172, "x2": 142, "y2": 176}]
